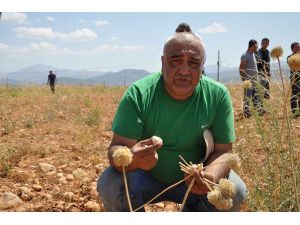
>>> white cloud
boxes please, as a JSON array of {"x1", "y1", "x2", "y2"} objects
[
  {"x1": 0, "y1": 42, "x2": 154, "y2": 59},
  {"x1": 13, "y1": 26, "x2": 98, "y2": 41},
  {"x1": 198, "y1": 22, "x2": 228, "y2": 34},
  {"x1": 94, "y1": 44, "x2": 152, "y2": 53},
  {"x1": 46, "y1": 16, "x2": 55, "y2": 21},
  {"x1": 0, "y1": 41, "x2": 74, "y2": 56},
  {"x1": 14, "y1": 27, "x2": 56, "y2": 39},
  {"x1": 1, "y1": 12, "x2": 28, "y2": 25},
  {"x1": 0, "y1": 42, "x2": 10, "y2": 50},
  {"x1": 95, "y1": 20, "x2": 110, "y2": 27},
  {"x1": 68, "y1": 28, "x2": 98, "y2": 40},
  {"x1": 25, "y1": 42, "x2": 59, "y2": 53}
]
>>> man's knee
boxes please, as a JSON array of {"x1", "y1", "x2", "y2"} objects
[
  {"x1": 228, "y1": 170, "x2": 248, "y2": 211},
  {"x1": 97, "y1": 167, "x2": 125, "y2": 211}
]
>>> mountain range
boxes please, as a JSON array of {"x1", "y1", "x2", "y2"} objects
[{"x1": 0, "y1": 63, "x2": 292, "y2": 86}]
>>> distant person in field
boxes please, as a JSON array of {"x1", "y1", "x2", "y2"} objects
[
  {"x1": 239, "y1": 39, "x2": 266, "y2": 118},
  {"x1": 175, "y1": 22, "x2": 192, "y2": 33},
  {"x1": 257, "y1": 38, "x2": 271, "y2": 99},
  {"x1": 98, "y1": 31, "x2": 247, "y2": 212},
  {"x1": 287, "y1": 42, "x2": 300, "y2": 117},
  {"x1": 47, "y1": 70, "x2": 57, "y2": 93}
]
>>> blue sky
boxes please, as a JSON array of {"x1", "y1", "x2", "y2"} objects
[{"x1": 1, "y1": 12, "x2": 300, "y2": 73}]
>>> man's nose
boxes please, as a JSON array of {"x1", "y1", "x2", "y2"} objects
[{"x1": 178, "y1": 61, "x2": 190, "y2": 75}]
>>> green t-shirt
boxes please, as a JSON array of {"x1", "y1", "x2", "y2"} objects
[{"x1": 112, "y1": 71, "x2": 235, "y2": 184}]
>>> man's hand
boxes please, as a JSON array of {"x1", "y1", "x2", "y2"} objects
[
  {"x1": 184, "y1": 168, "x2": 214, "y2": 195},
  {"x1": 131, "y1": 137, "x2": 163, "y2": 170},
  {"x1": 184, "y1": 143, "x2": 232, "y2": 195},
  {"x1": 108, "y1": 133, "x2": 163, "y2": 172}
]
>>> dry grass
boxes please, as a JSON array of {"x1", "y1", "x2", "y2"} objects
[{"x1": 0, "y1": 83, "x2": 299, "y2": 212}]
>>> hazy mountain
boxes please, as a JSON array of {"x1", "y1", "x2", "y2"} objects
[
  {"x1": 57, "y1": 69, "x2": 151, "y2": 86},
  {"x1": 86, "y1": 69, "x2": 150, "y2": 86},
  {"x1": 5, "y1": 63, "x2": 106, "y2": 84},
  {"x1": 206, "y1": 61, "x2": 291, "y2": 83},
  {"x1": 1, "y1": 62, "x2": 293, "y2": 86}
]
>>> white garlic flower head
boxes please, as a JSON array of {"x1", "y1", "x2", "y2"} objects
[
  {"x1": 112, "y1": 146, "x2": 133, "y2": 167},
  {"x1": 218, "y1": 178, "x2": 236, "y2": 198},
  {"x1": 226, "y1": 153, "x2": 241, "y2": 171}
]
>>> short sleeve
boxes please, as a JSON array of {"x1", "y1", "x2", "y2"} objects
[
  {"x1": 211, "y1": 89, "x2": 236, "y2": 144},
  {"x1": 241, "y1": 53, "x2": 247, "y2": 62},
  {"x1": 111, "y1": 86, "x2": 144, "y2": 140}
]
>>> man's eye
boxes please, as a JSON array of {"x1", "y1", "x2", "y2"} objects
[
  {"x1": 190, "y1": 61, "x2": 200, "y2": 67},
  {"x1": 172, "y1": 60, "x2": 181, "y2": 65}
]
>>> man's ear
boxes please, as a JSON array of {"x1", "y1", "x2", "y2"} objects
[{"x1": 161, "y1": 56, "x2": 164, "y2": 73}]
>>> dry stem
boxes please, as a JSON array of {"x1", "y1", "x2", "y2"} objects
[
  {"x1": 122, "y1": 166, "x2": 133, "y2": 212},
  {"x1": 133, "y1": 174, "x2": 193, "y2": 212},
  {"x1": 179, "y1": 178, "x2": 195, "y2": 212}
]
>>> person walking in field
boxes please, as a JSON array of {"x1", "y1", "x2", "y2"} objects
[
  {"x1": 98, "y1": 31, "x2": 247, "y2": 212},
  {"x1": 287, "y1": 42, "x2": 300, "y2": 117},
  {"x1": 239, "y1": 39, "x2": 266, "y2": 118},
  {"x1": 47, "y1": 70, "x2": 57, "y2": 93}
]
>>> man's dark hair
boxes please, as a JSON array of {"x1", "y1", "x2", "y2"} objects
[
  {"x1": 262, "y1": 38, "x2": 269, "y2": 42},
  {"x1": 248, "y1": 39, "x2": 257, "y2": 48},
  {"x1": 291, "y1": 42, "x2": 299, "y2": 50},
  {"x1": 175, "y1": 23, "x2": 192, "y2": 33}
]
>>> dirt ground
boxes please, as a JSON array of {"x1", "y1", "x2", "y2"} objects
[{"x1": 0, "y1": 84, "x2": 299, "y2": 211}]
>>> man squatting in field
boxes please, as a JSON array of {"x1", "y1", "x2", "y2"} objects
[{"x1": 98, "y1": 30, "x2": 247, "y2": 211}]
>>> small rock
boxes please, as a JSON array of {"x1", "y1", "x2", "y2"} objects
[
  {"x1": 55, "y1": 201, "x2": 65, "y2": 211},
  {"x1": 90, "y1": 188, "x2": 99, "y2": 200},
  {"x1": 58, "y1": 111, "x2": 64, "y2": 118},
  {"x1": 0, "y1": 192, "x2": 23, "y2": 210},
  {"x1": 53, "y1": 185, "x2": 60, "y2": 192},
  {"x1": 59, "y1": 177, "x2": 68, "y2": 184},
  {"x1": 156, "y1": 202, "x2": 165, "y2": 208},
  {"x1": 38, "y1": 163, "x2": 56, "y2": 173},
  {"x1": 66, "y1": 174, "x2": 74, "y2": 181},
  {"x1": 63, "y1": 192, "x2": 75, "y2": 201},
  {"x1": 32, "y1": 184, "x2": 42, "y2": 192},
  {"x1": 65, "y1": 203, "x2": 76, "y2": 210},
  {"x1": 18, "y1": 187, "x2": 34, "y2": 201},
  {"x1": 58, "y1": 164, "x2": 67, "y2": 170},
  {"x1": 46, "y1": 171, "x2": 56, "y2": 176},
  {"x1": 84, "y1": 201, "x2": 100, "y2": 211},
  {"x1": 38, "y1": 192, "x2": 52, "y2": 200},
  {"x1": 72, "y1": 168, "x2": 88, "y2": 180},
  {"x1": 33, "y1": 178, "x2": 40, "y2": 185},
  {"x1": 74, "y1": 156, "x2": 81, "y2": 161},
  {"x1": 89, "y1": 182, "x2": 98, "y2": 199},
  {"x1": 95, "y1": 164, "x2": 104, "y2": 174},
  {"x1": 57, "y1": 173, "x2": 64, "y2": 178}
]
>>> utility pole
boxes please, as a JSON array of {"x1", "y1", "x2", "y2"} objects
[{"x1": 217, "y1": 50, "x2": 220, "y2": 82}]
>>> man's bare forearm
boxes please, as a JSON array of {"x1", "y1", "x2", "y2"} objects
[
  {"x1": 239, "y1": 69, "x2": 246, "y2": 81},
  {"x1": 203, "y1": 151, "x2": 231, "y2": 183}
]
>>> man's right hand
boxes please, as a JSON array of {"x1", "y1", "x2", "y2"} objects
[
  {"x1": 131, "y1": 137, "x2": 163, "y2": 170},
  {"x1": 108, "y1": 133, "x2": 163, "y2": 172}
]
